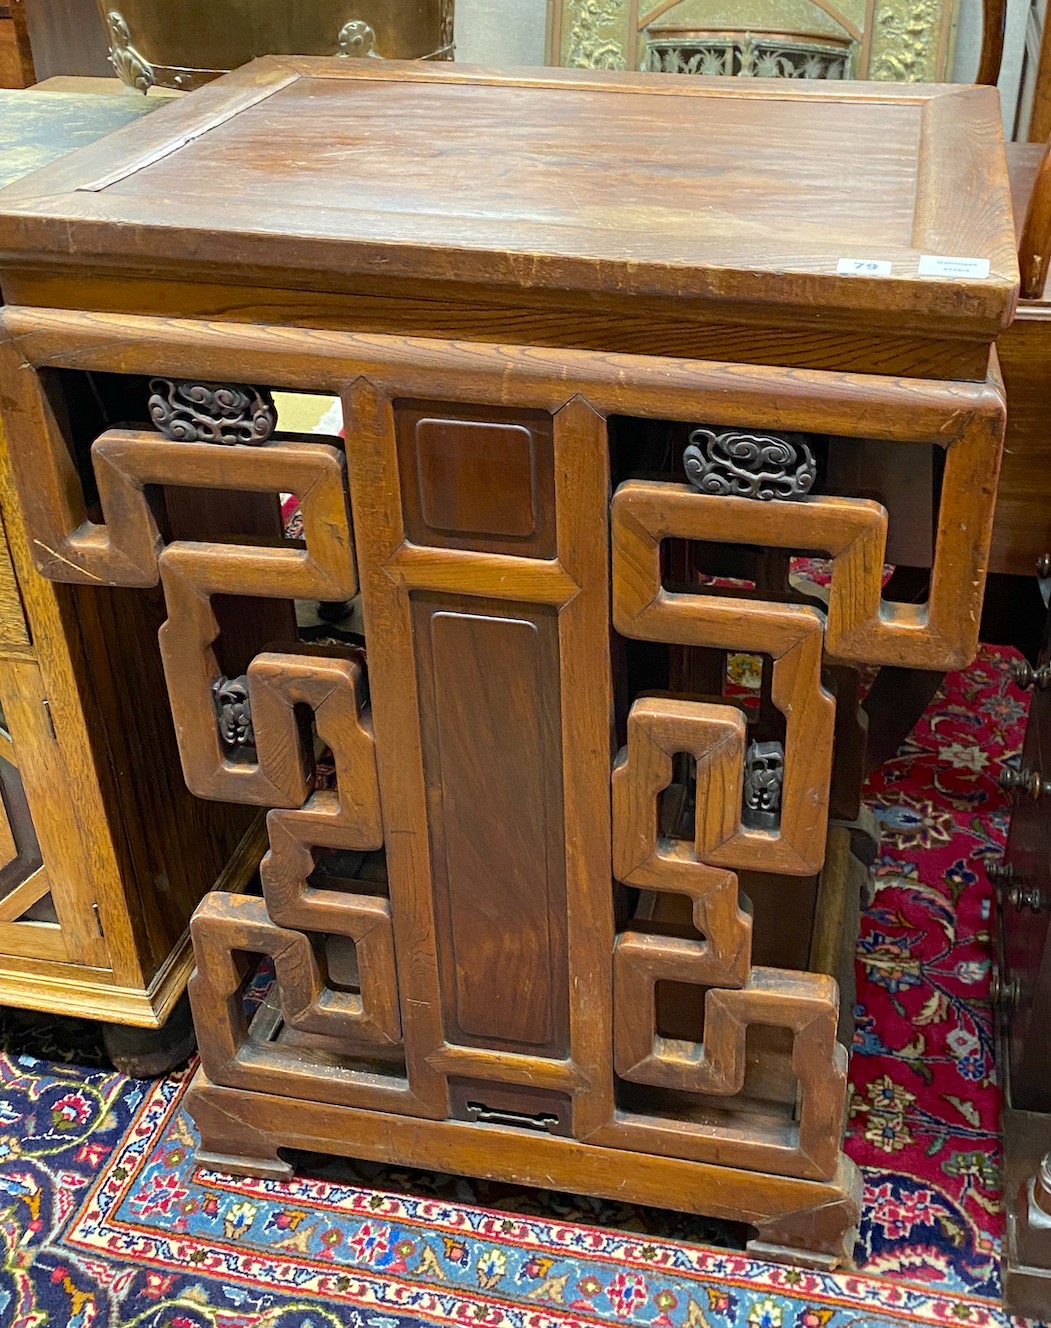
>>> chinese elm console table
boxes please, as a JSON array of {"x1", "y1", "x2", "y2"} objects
[{"x1": 0, "y1": 58, "x2": 1017, "y2": 1267}]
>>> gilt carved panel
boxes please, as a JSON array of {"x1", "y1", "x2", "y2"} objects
[{"x1": 547, "y1": 0, "x2": 959, "y2": 80}]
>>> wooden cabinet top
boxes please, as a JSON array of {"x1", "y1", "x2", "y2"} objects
[{"x1": 0, "y1": 58, "x2": 1019, "y2": 356}]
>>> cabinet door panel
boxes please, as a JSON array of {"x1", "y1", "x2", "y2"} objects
[{"x1": 0, "y1": 657, "x2": 107, "y2": 966}]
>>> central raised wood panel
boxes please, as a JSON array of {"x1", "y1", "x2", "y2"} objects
[
  {"x1": 414, "y1": 595, "x2": 567, "y2": 1055},
  {"x1": 417, "y1": 421, "x2": 536, "y2": 537}
]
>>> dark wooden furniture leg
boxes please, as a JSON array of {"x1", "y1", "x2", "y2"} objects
[{"x1": 862, "y1": 666, "x2": 945, "y2": 774}]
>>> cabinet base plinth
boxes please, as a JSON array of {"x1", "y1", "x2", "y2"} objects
[{"x1": 187, "y1": 1069, "x2": 861, "y2": 1270}]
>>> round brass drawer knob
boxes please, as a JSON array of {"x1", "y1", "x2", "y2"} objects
[
  {"x1": 999, "y1": 767, "x2": 1049, "y2": 799},
  {"x1": 1011, "y1": 660, "x2": 1051, "y2": 691},
  {"x1": 990, "y1": 967, "x2": 1022, "y2": 1012}
]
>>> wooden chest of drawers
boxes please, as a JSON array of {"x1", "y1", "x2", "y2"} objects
[
  {"x1": 994, "y1": 600, "x2": 1051, "y2": 1315},
  {"x1": 0, "y1": 58, "x2": 1018, "y2": 1266}
]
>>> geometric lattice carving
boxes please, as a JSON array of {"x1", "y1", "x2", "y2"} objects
[
  {"x1": 193, "y1": 891, "x2": 398, "y2": 1050},
  {"x1": 64, "y1": 425, "x2": 357, "y2": 807},
  {"x1": 190, "y1": 892, "x2": 410, "y2": 1114},
  {"x1": 611, "y1": 466, "x2": 840, "y2": 1184},
  {"x1": 26, "y1": 426, "x2": 355, "y2": 593},
  {"x1": 188, "y1": 652, "x2": 404, "y2": 1102},
  {"x1": 610, "y1": 696, "x2": 848, "y2": 1180},
  {"x1": 260, "y1": 653, "x2": 386, "y2": 929},
  {"x1": 611, "y1": 477, "x2": 988, "y2": 670},
  {"x1": 612, "y1": 494, "x2": 836, "y2": 876},
  {"x1": 613, "y1": 699, "x2": 755, "y2": 950}
]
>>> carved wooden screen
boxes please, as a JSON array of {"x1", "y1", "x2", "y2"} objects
[
  {"x1": 547, "y1": 0, "x2": 961, "y2": 81},
  {"x1": 0, "y1": 304, "x2": 1004, "y2": 1264}
]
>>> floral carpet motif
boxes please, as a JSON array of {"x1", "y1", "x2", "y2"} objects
[{"x1": 0, "y1": 646, "x2": 1044, "y2": 1328}]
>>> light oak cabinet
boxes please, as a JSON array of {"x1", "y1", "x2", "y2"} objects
[{"x1": 0, "y1": 418, "x2": 256, "y2": 1046}]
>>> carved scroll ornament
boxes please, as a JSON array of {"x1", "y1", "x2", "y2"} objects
[
  {"x1": 683, "y1": 428, "x2": 817, "y2": 501},
  {"x1": 742, "y1": 739, "x2": 785, "y2": 830},
  {"x1": 148, "y1": 379, "x2": 278, "y2": 446},
  {"x1": 213, "y1": 675, "x2": 255, "y2": 751},
  {"x1": 105, "y1": 10, "x2": 155, "y2": 92}
]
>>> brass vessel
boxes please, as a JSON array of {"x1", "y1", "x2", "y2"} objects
[{"x1": 96, "y1": 0, "x2": 454, "y2": 92}]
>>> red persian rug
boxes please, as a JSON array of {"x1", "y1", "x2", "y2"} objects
[{"x1": 0, "y1": 645, "x2": 1041, "y2": 1328}]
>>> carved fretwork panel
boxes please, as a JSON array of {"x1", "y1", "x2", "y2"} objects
[
  {"x1": 158, "y1": 584, "x2": 393, "y2": 1074},
  {"x1": 190, "y1": 892, "x2": 413, "y2": 1114},
  {"x1": 20, "y1": 316, "x2": 1021, "y2": 1263},
  {"x1": 546, "y1": 0, "x2": 960, "y2": 81},
  {"x1": 606, "y1": 695, "x2": 847, "y2": 1180},
  {"x1": 187, "y1": 653, "x2": 407, "y2": 1103},
  {"x1": 164, "y1": 550, "x2": 406, "y2": 1104},
  {"x1": 612, "y1": 507, "x2": 836, "y2": 875},
  {"x1": 612, "y1": 462, "x2": 1004, "y2": 674},
  {"x1": 642, "y1": 33, "x2": 854, "y2": 79}
]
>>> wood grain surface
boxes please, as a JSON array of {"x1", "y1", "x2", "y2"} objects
[{"x1": 0, "y1": 59, "x2": 1018, "y2": 356}]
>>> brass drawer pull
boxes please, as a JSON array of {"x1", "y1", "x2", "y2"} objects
[
  {"x1": 1007, "y1": 885, "x2": 1049, "y2": 914},
  {"x1": 1010, "y1": 660, "x2": 1051, "y2": 690},
  {"x1": 999, "y1": 767, "x2": 1050, "y2": 799},
  {"x1": 990, "y1": 967, "x2": 1023, "y2": 1014}
]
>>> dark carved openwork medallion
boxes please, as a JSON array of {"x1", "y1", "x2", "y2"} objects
[
  {"x1": 148, "y1": 379, "x2": 278, "y2": 446},
  {"x1": 683, "y1": 428, "x2": 816, "y2": 501},
  {"x1": 742, "y1": 739, "x2": 785, "y2": 829},
  {"x1": 213, "y1": 675, "x2": 255, "y2": 751}
]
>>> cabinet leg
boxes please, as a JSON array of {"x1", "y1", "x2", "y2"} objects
[
  {"x1": 194, "y1": 1147, "x2": 294, "y2": 1181},
  {"x1": 190, "y1": 1083, "x2": 294, "y2": 1180},
  {"x1": 863, "y1": 667, "x2": 944, "y2": 774},
  {"x1": 101, "y1": 991, "x2": 197, "y2": 1078},
  {"x1": 748, "y1": 1161, "x2": 862, "y2": 1270}
]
